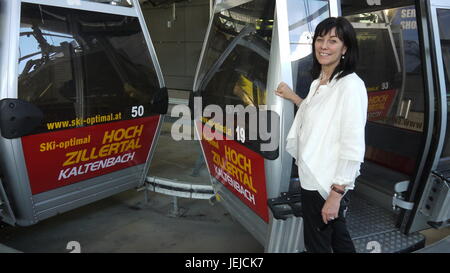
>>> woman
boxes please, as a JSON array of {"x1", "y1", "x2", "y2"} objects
[{"x1": 276, "y1": 17, "x2": 368, "y2": 253}]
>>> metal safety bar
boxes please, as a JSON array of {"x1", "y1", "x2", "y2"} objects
[
  {"x1": 144, "y1": 176, "x2": 214, "y2": 200},
  {"x1": 141, "y1": 176, "x2": 215, "y2": 217}
]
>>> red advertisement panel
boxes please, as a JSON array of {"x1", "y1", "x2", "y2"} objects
[
  {"x1": 197, "y1": 121, "x2": 269, "y2": 223},
  {"x1": 367, "y1": 89, "x2": 396, "y2": 121},
  {"x1": 22, "y1": 116, "x2": 160, "y2": 195}
]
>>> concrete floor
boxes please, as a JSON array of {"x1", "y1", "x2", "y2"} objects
[
  {"x1": 1, "y1": 107, "x2": 449, "y2": 253},
  {"x1": 0, "y1": 190, "x2": 264, "y2": 253},
  {"x1": 0, "y1": 114, "x2": 264, "y2": 253}
]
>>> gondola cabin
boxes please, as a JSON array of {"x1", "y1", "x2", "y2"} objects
[
  {"x1": 0, "y1": 0, "x2": 168, "y2": 226},
  {"x1": 192, "y1": 0, "x2": 450, "y2": 253}
]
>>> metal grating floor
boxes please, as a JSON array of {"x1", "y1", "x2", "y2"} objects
[
  {"x1": 352, "y1": 230, "x2": 425, "y2": 253},
  {"x1": 346, "y1": 196, "x2": 425, "y2": 253},
  {"x1": 346, "y1": 195, "x2": 397, "y2": 239}
]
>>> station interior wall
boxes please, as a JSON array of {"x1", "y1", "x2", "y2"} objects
[{"x1": 141, "y1": 0, "x2": 211, "y2": 91}]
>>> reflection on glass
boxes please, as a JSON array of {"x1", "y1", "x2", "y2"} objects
[
  {"x1": 287, "y1": 0, "x2": 328, "y2": 61},
  {"x1": 195, "y1": 0, "x2": 276, "y2": 159},
  {"x1": 18, "y1": 3, "x2": 160, "y2": 134},
  {"x1": 196, "y1": 0, "x2": 273, "y2": 108},
  {"x1": 287, "y1": 0, "x2": 329, "y2": 98},
  {"x1": 344, "y1": 5, "x2": 426, "y2": 175},
  {"x1": 19, "y1": 19, "x2": 77, "y2": 126},
  {"x1": 346, "y1": 6, "x2": 424, "y2": 132}
]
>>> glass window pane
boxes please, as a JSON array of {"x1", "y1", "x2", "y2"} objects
[
  {"x1": 196, "y1": 0, "x2": 277, "y2": 159},
  {"x1": 18, "y1": 6, "x2": 77, "y2": 132},
  {"x1": 344, "y1": 5, "x2": 426, "y2": 175},
  {"x1": 18, "y1": 3, "x2": 160, "y2": 134},
  {"x1": 346, "y1": 7, "x2": 424, "y2": 131},
  {"x1": 288, "y1": 0, "x2": 329, "y2": 98},
  {"x1": 197, "y1": 2, "x2": 272, "y2": 108}
]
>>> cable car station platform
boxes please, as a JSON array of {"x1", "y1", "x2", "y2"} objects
[
  {"x1": 0, "y1": 91, "x2": 449, "y2": 253},
  {"x1": 2, "y1": 0, "x2": 450, "y2": 253}
]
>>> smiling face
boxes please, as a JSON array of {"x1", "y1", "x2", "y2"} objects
[{"x1": 314, "y1": 27, "x2": 347, "y2": 73}]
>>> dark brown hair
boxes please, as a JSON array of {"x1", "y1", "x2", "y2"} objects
[{"x1": 311, "y1": 17, "x2": 359, "y2": 81}]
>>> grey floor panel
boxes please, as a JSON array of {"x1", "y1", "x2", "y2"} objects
[
  {"x1": 353, "y1": 230, "x2": 425, "y2": 253},
  {"x1": 346, "y1": 195, "x2": 397, "y2": 239},
  {"x1": 347, "y1": 196, "x2": 425, "y2": 253}
]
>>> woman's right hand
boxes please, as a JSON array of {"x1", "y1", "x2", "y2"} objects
[{"x1": 275, "y1": 82, "x2": 302, "y2": 106}]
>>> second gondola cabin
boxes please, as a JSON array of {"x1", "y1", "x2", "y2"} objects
[{"x1": 192, "y1": 0, "x2": 450, "y2": 253}]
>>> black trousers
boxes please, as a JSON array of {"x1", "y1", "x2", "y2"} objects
[{"x1": 301, "y1": 188, "x2": 356, "y2": 253}]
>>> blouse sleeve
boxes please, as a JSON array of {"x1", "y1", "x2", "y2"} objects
[
  {"x1": 339, "y1": 77, "x2": 368, "y2": 162},
  {"x1": 332, "y1": 159, "x2": 361, "y2": 188}
]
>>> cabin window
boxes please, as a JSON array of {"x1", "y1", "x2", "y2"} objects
[
  {"x1": 288, "y1": 0, "x2": 329, "y2": 99},
  {"x1": 18, "y1": 3, "x2": 160, "y2": 134},
  {"x1": 195, "y1": 0, "x2": 278, "y2": 159},
  {"x1": 196, "y1": 1, "x2": 273, "y2": 108},
  {"x1": 343, "y1": 3, "x2": 427, "y2": 175}
]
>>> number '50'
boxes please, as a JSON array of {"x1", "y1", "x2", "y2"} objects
[{"x1": 132, "y1": 105, "x2": 144, "y2": 118}]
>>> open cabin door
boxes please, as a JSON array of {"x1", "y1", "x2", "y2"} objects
[
  {"x1": 337, "y1": 0, "x2": 436, "y2": 236},
  {"x1": 0, "y1": 0, "x2": 167, "y2": 226},
  {"x1": 405, "y1": 0, "x2": 450, "y2": 233}
]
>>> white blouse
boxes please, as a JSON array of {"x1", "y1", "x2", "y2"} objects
[{"x1": 286, "y1": 72, "x2": 368, "y2": 199}]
